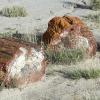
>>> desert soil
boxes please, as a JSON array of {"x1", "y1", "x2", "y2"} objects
[{"x1": 0, "y1": 0, "x2": 100, "y2": 100}]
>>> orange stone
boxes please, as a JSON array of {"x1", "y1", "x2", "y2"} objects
[{"x1": 43, "y1": 16, "x2": 96, "y2": 56}]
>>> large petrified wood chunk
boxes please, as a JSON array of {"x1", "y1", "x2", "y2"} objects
[
  {"x1": 43, "y1": 16, "x2": 96, "y2": 56},
  {"x1": 0, "y1": 37, "x2": 46, "y2": 87}
]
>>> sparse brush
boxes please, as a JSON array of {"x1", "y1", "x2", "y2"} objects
[
  {"x1": 64, "y1": 69, "x2": 100, "y2": 79},
  {"x1": 84, "y1": 13, "x2": 100, "y2": 23},
  {"x1": 45, "y1": 48, "x2": 85, "y2": 64},
  {"x1": 0, "y1": 6, "x2": 27, "y2": 17},
  {"x1": 90, "y1": 0, "x2": 100, "y2": 10},
  {"x1": 0, "y1": 30, "x2": 42, "y2": 44}
]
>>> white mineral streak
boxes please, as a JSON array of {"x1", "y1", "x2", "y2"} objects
[
  {"x1": 60, "y1": 30, "x2": 69, "y2": 38},
  {"x1": 8, "y1": 47, "x2": 44, "y2": 78},
  {"x1": 58, "y1": 30, "x2": 89, "y2": 50},
  {"x1": 9, "y1": 47, "x2": 27, "y2": 77},
  {"x1": 76, "y1": 36, "x2": 89, "y2": 49},
  {"x1": 26, "y1": 48, "x2": 44, "y2": 71}
]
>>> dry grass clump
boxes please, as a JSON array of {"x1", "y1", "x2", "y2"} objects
[
  {"x1": 45, "y1": 48, "x2": 85, "y2": 64},
  {"x1": 65, "y1": 56, "x2": 100, "y2": 80},
  {"x1": 0, "y1": 30, "x2": 41, "y2": 44},
  {"x1": 64, "y1": 69, "x2": 100, "y2": 79},
  {"x1": 84, "y1": 13, "x2": 100, "y2": 23},
  {"x1": 47, "y1": 55, "x2": 100, "y2": 80},
  {"x1": 0, "y1": 6, "x2": 27, "y2": 17},
  {"x1": 90, "y1": 0, "x2": 100, "y2": 10}
]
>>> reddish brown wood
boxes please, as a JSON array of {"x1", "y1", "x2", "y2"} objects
[
  {"x1": 0, "y1": 37, "x2": 46, "y2": 87},
  {"x1": 43, "y1": 16, "x2": 97, "y2": 56}
]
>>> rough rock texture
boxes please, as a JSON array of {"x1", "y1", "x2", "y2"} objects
[
  {"x1": 63, "y1": 16, "x2": 85, "y2": 26},
  {"x1": 43, "y1": 17, "x2": 71, "y2": 45},
  {"x1": 0, "y1": 37, "x2": 46, "y2": 87},
  {"x1": 43, "y1": 16, "x2": 96, "y2": 56}
]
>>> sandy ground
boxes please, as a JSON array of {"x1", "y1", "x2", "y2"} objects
[
  {"x1": 0, "y1": 0, "x2": 74, "y2": 33},
  {"x1": 0, "y1": 0, "x2": 100, "y2": 100},
  {"x1": 0, "y1": 0, "x2": 99, "y2": 34}
]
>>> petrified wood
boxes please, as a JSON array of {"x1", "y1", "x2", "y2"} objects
[
  {"x1": 43, "y1": 16, "x2": 96, "y2": 56},
  {"x1": 0, "y1": 37, "x2": 46, "y2": 87}
]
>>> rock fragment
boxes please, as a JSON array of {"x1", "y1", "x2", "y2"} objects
[
  {"x1": 43, "y1": 16, "x2": 96, "y2": 56},
  {"x1": 0, "y1": 37, "x2": 46, "y2": 87}
]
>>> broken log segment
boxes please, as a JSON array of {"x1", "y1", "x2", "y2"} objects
[
  {"x1": 43, "y1": 16, "x2": 97, "y2": 57},
  {"x1": 0, "y1": 37, "x2": 46, "y2": 87}
]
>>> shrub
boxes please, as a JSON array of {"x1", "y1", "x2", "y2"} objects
[
  {"x1": 45, "y1": 48, "x2": 85, "y2": 64},
  {"x1": 0, "y1": 6, "x2": 27, "y2": 17},
  {"x1": 64, "y1": 69, "x2": 100, "y2": 79},
  {"x1": 0, "y1": 30, "x2": 42, "y2": 44},
  {"x1": 90, "y1": 0, "x2": 100, "y2": 10},
  {"x1": 84, "y1": 13, "x2": 100, "y2": 23}
]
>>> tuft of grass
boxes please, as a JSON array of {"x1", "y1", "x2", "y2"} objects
[
  {"x1": 84, "y1": 13, "x2": 100, "y2": 23},
  {"x1": 0, "y1": 6, "x2": 27, "y2": 17},
  {"x1": 90, "y1": 0, "x2": 100, "y2": 10},
  {"x1": 0, "y1": 30, "x2": 42, "y2": 44},
  {"x1": 45, "y1": 48, "x2": 85, "y2": 64},
  {"x1": 64, "y1": 69, "x2": 100, "y2": 79},
  {"x1": 0, "y1": 79, "x2": 17, "y2": 89}
]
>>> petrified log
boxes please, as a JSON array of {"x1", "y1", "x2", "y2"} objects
[
  {"x1": 43, "y1": 16, "x2": 96, "y2": 56},
  {"x1": 43, "y1": 17, "x2": 71, "y2": 45},
  {"x1": 0, "y1": 37, "x2": 46, "y2": 87}
]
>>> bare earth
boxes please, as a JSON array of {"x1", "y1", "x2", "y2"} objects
[{"x1": 0, "y1": 0, "x2": 100, "y2": 100}]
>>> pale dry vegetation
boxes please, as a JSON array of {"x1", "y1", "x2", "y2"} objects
[
  {"x1": 0, "y1": 5, "x2": 27, "y2": 17},
  {"x1": 47, "y1": 55, "x2": 100, "y2": 80},
  {"x1": 90, "y1": 0, "x2": 100, "y2": 10},
  {"x1": 45, "y1": 48, "x2": 85, "y2": 65}
]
